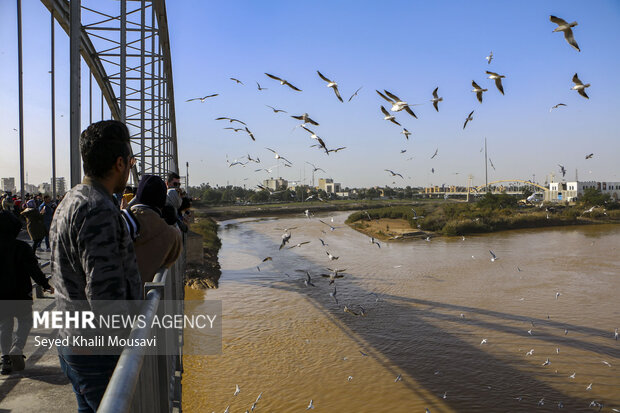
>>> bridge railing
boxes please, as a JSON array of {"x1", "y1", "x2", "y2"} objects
[{"x1": 98, "y1": 239, "x2": 186, "y2": 413}]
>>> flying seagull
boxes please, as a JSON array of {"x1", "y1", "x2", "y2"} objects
[
  {"x1": 486, "y1": 51, "x2": 493, "y2": 64},
  {"x1": 431, "y1": 148, "x2": 438, "y2": 159},
  {"x1": 431, "y1": 87, "x2": 443, "y2": 112},
  {"x1": 463, "y1": 110, "x2": 474, "y2": 129},
  {"x1": 186, "y1": 94, "x2": 218, "y2": 102},
  {"x1": 265, "y1": 73, "x2": 302, "y2": 91},
  {"x1": 256, "y1": 81, "x2": 268, "y2": 91},
  {"x1": 234, "y1": 384, "x2": 240, "y2": 396},
  {"x1": 550, "y1": 15, "x2": 580, "y2": 52},
  {"x1": 377, "y1": 90, "x2": 418, "y2": 118},
  {"x1": 215, "y1": 117, "x2": 247, "y2": 125},
  {"x1": 558, "y1": 164, "x2": 566, "y2": 177},
  {"x1": 401, "y1": 128, "x2": 412, "y2": 140},
  {"x1": 550, "y1": 103, "x2": 567, "y2": 112},
  {"x1": 380, "y1": 106, "x2": 401, "y2": 126},
  {"x1": 348, "y1": 86, "x2": 363, "y2": 102},
  {"x1": 486, "y1": 71, "x2": 505, "y2": 95},
  {"x1": 489, "y1": 250, "x2": 498, "y2": 262},
  {"x1": 330, "y1": 286, "x2": 338, "y2": 304},
  {"x1": 279, "y1": 232, "x2": 292, "y2": 250},
  {"x1": 489, "y1": 158, "x2": 496, "y2": 170},
  {"x1": 317, "y1": 71, "x2": 343, "y2": 102},
  {"x1": 327, "y1": 147, "x2": 346, "y2": 154},
  {"x1": 585, "y1": 153, "x2": 593, "y2": 159},
  {"x1": 244, "y1": 127, "x2": 256, "y2": 141},
  {"x1": 385, "y1": 169, "x2": 404, "y2": 179},
  {"x1": 288, "y1": 241, "x2": 310, "y2": 249},
  {"x1": 266, "y1": 147, "x2": 292, "y2": 164},
  {"x1": 571, "y1": 73, "x2": 590, "y2": 99},
  {"x1": 291, "y1": 113, "x2": 319, "y2": 126},
  {"x1": 471, "y1": 81, "x2": 487, "y2": 103},
  {"x1": 266, "y1": 105, "x2": 286, "y2": 113},
  {"x1": 230, "y1": 77, "x2": 244, "y2": 85}
]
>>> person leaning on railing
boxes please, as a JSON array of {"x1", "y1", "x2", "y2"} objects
[
  {"x1": 49, "y1": 120, "x2": 142, "y2": 413},
  {"x1": 129, "y1": 174, "x2": 182, "y2": 283}
]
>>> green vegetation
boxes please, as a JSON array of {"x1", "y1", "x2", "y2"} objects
[
  {"x1": 347, "y1": 193, "x2": 620, "y2": 236},
  {"x1": 191, "y1": 217, "x2": 221, "y2": 252},
  {"x1": 580, "y1": 188, "x2": 611, "y2": 207}
]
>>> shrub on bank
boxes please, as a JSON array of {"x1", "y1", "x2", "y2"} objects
[{"x1": 191, "y1": 218, "x2": 221, "y2": 252}]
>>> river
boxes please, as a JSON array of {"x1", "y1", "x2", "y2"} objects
[{"x1": 183, "y1": 212, "x2": 620, "y2": 412}]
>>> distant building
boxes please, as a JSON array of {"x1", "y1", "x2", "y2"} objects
[
  {"x1": 52, "y1": 177, "x2": 67, "y2": 196},
  {"x1": 1, "y1": 177, "x2": 15, "y2": 193},
  {"x1": 24, "y1": 183, "x2": 38, "y2": 194},
  {"x1": 318, "y1": 178, "x2": 341, "y2": 194},
  {"x1": 38, "y1": 182, "x2": 51, "y2": 194},
  {"x1": 547, "y1": 181, "x2": 620, "y2": 202},
  {"x1": 263, "y1": 177, "x2": 287, "y2": 191}
]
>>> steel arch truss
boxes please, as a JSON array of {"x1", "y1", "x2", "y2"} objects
[{"x1": 42, "y1": 0, "x2": 179, "y2": 179}]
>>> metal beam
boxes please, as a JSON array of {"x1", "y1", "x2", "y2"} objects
[{"x1": 69, "y1": 0, "x2": 81, "y2": 187}]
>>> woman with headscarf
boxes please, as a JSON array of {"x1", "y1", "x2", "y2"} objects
[{"x1": 130, "y1": 175, "x2": 182, "y2": 283}]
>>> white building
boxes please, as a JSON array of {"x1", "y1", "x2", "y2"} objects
[
  {"x1": 263, "y1": 178, "x2": 287, "y2": 191},
  {"x1": 52, "y1": 177, "x2": 67, "y2": 196},
  {"x1": 318, "y1": 178, "x2": 341, "y2": 194},
  {"x1": 547, "y1": 181, "x2": 620, "y2": 202},
  {"x1": 1, "y1": 177, "x2": 15, "y2": 193}
]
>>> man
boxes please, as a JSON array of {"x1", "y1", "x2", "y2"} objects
[
  {"x1": 165, "y1": 172, "x2": 182, "y2": 212},
  {"x1": 20, "y1": 199, "x2": 46, "y2": 254},
  {"x1": 50, "y1": 120, "x2": 142, "y2": 412},
  {"x1": 39, "y1": 195, "x2": 56, "y2": 251},
  {"x1": 0, "y1": 211, "x2": 53, "y2": 375}
]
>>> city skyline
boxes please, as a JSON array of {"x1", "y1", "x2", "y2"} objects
[{"x1": 1, "y1": 1, "x2": 619, "y2": 191}]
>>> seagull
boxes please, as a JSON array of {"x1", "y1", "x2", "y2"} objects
[
  {"x1": 425, "y1": 236, "x2": 431, "y2": 242},
  {"x1": 256, "y1": 81, "x2": 268, "y2": 91},
  {"x1": 431, "y1": 148, "x2": 438, "y2": 159},
  {"x1": 558, "y1": 164, "x2": 566, "y2": 177},
  {"x1": 586, "y1": 383, "x2": 592, "y2": 390},
  {"x1": 348, "y1": 86, "x2": 363, "y2": 102},
  {"x1": 486, "y1": 71, "x2": 505, "y2": 95},
  {"x1": 401, "y1": 128, "x2": 412, "y2": 140},
  {"x1": 325, "y1": 268, "x2": 346, "y2": 284},
  {"x1": 305, "y1": 161, "x2": 325, "y2": 174},
  {"x1": 347, "y1": 376, "x2": 353, "y2": 381},
  {"x1": 400, "y1": 149, "x2": 407, "y2": 153},
  {"x1": 585, "y1": 153, "x2": 594, "y2": 159},
  {"x1": 556, "y1": 291, "x2": 561, "y2": 299},
  {"x1": 319, "y1": 238, "x2": 328, "y2": 247},
  {"x1": 262, "y1": 257, "x2": 273, "y2": 262},
  {"x1": 344, "y1": 305, "x2": 359, "y2": 316},
  {"x1": 602, "y1": 360, "x2": 612, "y2": 367},
  {"x1": 224, "y1": 127, "x2": 244, "y2": 132},
  {"x1": 571, "y1": 73, "x2": 590, "y2": 99},
  {"x1": 394, "y1": 374, "x2": 402, "y2": 382},
  {"x1": 244, "y1": 127, "x2": 256, "y2": 141},
  {"x1": 265, "y1": 147, "x2": 292, "y2": 164},
  {"x1": 486, "y1": 51, "x2": 493, "y2": 64},
  {"x1": 288, "y1": 241, "x2": 310, "y2": 249},
  {"x1": 224, "y1": 405, "x2": 230, "y2": 413},
  {"x1": 291, "y1": 113, "x2": 319, "y2": 126},
  {"x1": 430, "y1": 87, "x2": 443, "y2": 112},
  {"x1": 526, "y1": 349, "x2": 534, "y2": 356},
  {"x1": 317, "y1": 71, "x2": 343, "y2": 102},
  {"x1": 230, "y1": 77, "x2": 244, "y2": 85},
  {"x1": 377, "y1": 90, "x2": 418, "y2": 118},
  {"x1": 330, "y1": 286, "x2": 338, "y2": 304},
  {"x1": 326, "y1": 146, "x2": 347, "y2": 154},
  {"x1": 550, "y1": 15, "x2": 580, "y2": 52},
  {"x1": 319, "y1": 219, "x2": 338, "y2": 231},
  {"x1": 480, "y1": 338, "x2": 488, "y2": 345},
  {"x1": 550, "y1": 103, "x2": 567, "y2": 112},
  {"x1": 265, "y1": 105, "x2": 286, "y2": 113},
  {"x1": 471, "y1": 81, "x2": 488, "y2": 103},
  {"x1": 326, "y1": 251, "x2": 339, "y2": 260},
  {"x1": 186, "y1": 94, "x2": 218, "y2": 102},
  {"x1": 569, "y1": 372, "x2": 576, "y2": 379},
  {"x1": 234, "y1": 384, "x2": 240, "y2": 396},
  {"x1": 542, "y1": 358, "x2": 551, "y2": 366},
  {"x1": 279, "y1": 233, "x2": 291, "y2": 250},
  {"x1": 370, "y1": 237, "x2": 381, "y2": 248},
  {"x1": 528, "y1": 329, "x2": 533, "y2": 335},
  {"x1": 489, "y1": 250, "x2": 498, "y2": 261},
  {"x1": 615, "y1": 328, "x2": 618, "y2": 340},
  {"x1": 304, "y1": 271, "x2": 316, "y2": 287},
  {"x1": 380, "y1": 106, "x2": 401, "y2": 126},
  {"x1": 489, "y1": 158, "x2": 496, "y2": 170},
  {"x1": 215, "y1": 117, "x2": 246, "y2": 125},
  {"x1": 306, "y1": 400, "x2": 314, "y2": 410},
  {"x1": 463, "y1": 110, "x2": 474, "y2": 129},
  {"x1": 264, "y1": 73, "x2": 301, "y2": 91},
  {"x1": 385, "y1": 169, "x2": 404, "y2": 179}
]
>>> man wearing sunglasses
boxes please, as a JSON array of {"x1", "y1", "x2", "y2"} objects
[{"x1": 49, "y1": 120, "x2": 142, "y2": 412}]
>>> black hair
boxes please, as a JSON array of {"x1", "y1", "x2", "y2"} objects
[
  {"x1": 80, "y1": 120, "x2": 131, "y2": 178},
  {"x1": 166, "y1": 172, "x2": 181, "y2": 183},
  {"x1": 179, "y1": 197, "x2": 191, "y2": 212}
]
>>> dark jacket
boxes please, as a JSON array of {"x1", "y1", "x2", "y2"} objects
[
  {"x1": 0, "y1": 211, "x2": 51, "y2": 300},
  {"x1": 21, "y1": 207, "x2": 46, "y2": 240}
]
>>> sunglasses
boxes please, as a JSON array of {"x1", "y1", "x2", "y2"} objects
[{"x1": 172, "y1": 182, "x2": 181, "y2": 187}]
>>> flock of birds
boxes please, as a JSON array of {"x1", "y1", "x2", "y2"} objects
[
  {"x1": 188, "y1": 15, "x2": 596, "y2": 190},
  {"x1": 203, "y1": 14, "x2": 616, "y2": 412}
]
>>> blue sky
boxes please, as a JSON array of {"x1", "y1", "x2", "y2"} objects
[{"x1": 1, "y1": 0, "x2": 619, "y2": 190}]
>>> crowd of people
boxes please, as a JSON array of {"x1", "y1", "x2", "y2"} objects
[{"x1": 0, "y1": 120, "x2": 192, "y2": 413}]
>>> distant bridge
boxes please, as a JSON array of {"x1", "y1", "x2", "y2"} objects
[{"x1": 473, "y1": 180, "x2": 548, "y2": 193}]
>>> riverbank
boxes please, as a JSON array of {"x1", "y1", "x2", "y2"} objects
[
  {"x1": 185, "y1": 216, "x2": 222, "y2": 289},
  {"x1": 195, "y1": 199, "x2": 436, "y2": 220},
  {"x1": 346, "y1": 203, "x2": 620, "y2": 240}
]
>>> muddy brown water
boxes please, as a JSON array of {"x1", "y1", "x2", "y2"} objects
[{"x1": 183, "y1": 212, "x2": 620, "y2": 412}]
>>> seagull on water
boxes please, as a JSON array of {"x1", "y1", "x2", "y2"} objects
[
  {"x1": 490, "y1": 250, "x2": 498, "y2": 261},
  {"x1": 380, "y1": 106, "x2": 401, "y2": 126},
  {"x1": 571, "y1": 73, "x2": 590, "y2": 99},
  {"x1": 234, "y1": 384, "x2": 240, "y2": 396},
  {"x1": 186, "y1": 94, "x2": 218, "y2": 102},
  {"x1": 486, "y1": 71, "x2": 505, "y2": 95},
  {"x1": 317, "y1": 71, "x2": 343, "y2": 102},
  {"x1": 377, "y1": 90, "x2": 418, "y2": 118},
  {"x1": 550, "y1": 103, "x2": 567, "y2": 112},
  {"x1": 430, "y1": 87, "x2": 443, "y2": 112},
  {"x1": 550, "y1": 15, "x2": 580, "y2": 52},
  {"x1": 264, "y1": 73, "x2": 301, "y2": 91},
  {"x1": 471, "y1": 81, "x2": 488, "y2": 103},
  {"x1": 463, "y1": 110, "x2": 474, "y2": 129}
]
